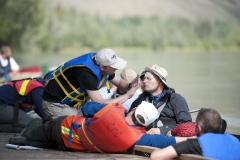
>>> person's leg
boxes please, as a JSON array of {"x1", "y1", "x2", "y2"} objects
[
  {"x1": 26, "y1": 116, "x2": 71, "y2": 150},
  {"x1": 0, "y1": 104, "x2": 32, "y2": 132},
  {"x1": 42, "y1": 99, "x2": 78, "y2": 120}
]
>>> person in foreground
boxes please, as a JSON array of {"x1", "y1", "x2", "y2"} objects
[
  {"x1": 9, "y1": 102, "x2": 187, "y2": 152},
  {"x1": 43, "y1": 48, "x2": 139, "y2": 120},
  {"x1": 150, "y1": 108, "x2": 240, "y2": 160},
  {"x1": 129, "y1": 64, "x2": 192, "y2": 135}
]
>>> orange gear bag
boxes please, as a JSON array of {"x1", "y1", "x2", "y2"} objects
[{"x1": 77, "y1": 103, "x2": 146, "y2": 153}]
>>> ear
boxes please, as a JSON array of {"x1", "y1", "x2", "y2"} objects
[
  {"x1": 131, "y1": 107, "x2": 137, "y2": 111},
  {"x1": 99, "y1": 65, "x2": 105, "y2": 71},
  {"x1": 197, "y1": 125, "x2": 204, "y2": 135}
]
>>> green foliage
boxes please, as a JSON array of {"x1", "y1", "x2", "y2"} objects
[
  {"x1": 0, "y1": 0, "x2": 43, "y2": 51},
  {"x1": 35, "y1": 6, "x2": 240, "y2": 53},
  {"x1": 1, "y1": 2, "x2": 240, "y2": 53}
]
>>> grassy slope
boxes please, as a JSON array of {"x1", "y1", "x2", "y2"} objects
[{"x1": 53, "y1": 0, "x2": 240, "y2": 22}]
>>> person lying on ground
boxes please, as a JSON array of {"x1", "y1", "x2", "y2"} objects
[
  {"x1": 9, "y1": 101, "x2": 188, "y2": 152},
  {"x1": 43, "y1": 48, "x2": 140, "y2": 120},
  {"x1": 129, "y1": 64, "x2": 192, "y2": 135},
  {"x1": 150, "y1": 108, "x2": 240, "y2": 160},
  {"x1": 0, "y1": 78, "x2": 48, "y2": 133}
]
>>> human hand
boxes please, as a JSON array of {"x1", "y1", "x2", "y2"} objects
[
  {"x1": 126, "y1": 83, "x2": 141, "y2": 98},
  {"x1": 147, "y1": 128, "x2": 161, "y2": 135},
  {"x1": 130, "y1": 75, "x2": 139, "y2": 87}
]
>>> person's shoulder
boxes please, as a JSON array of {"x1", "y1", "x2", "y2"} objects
[
  {"x1": 9, "y1": 56, "x2": 17, "y2": 62},
  {"x1": 69, "y1": 66, "x2": 95, "y2": 76},
  {"x1": 168, "y1": 89, "x2": 185, "y2": 100}
]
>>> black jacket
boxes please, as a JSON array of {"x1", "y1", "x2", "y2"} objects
[{"x1": 129, "y1": 87, "x2": 192, "y2": 135}]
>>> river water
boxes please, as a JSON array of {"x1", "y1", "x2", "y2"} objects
[{"x1": 15, "y1": 51, "x2": 240, "y2": 134}]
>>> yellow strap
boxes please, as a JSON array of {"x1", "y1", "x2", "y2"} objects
[
  {"x1": 81, "y1": 119, "x2": 103, "y2": 153},
  {"x1": 61, "y1": 126, "x2": 80, "y2": 140},
  {"x1": 59, "y1": 66, "x2": 81, "y2": 95},
  {"x1": 53, "y1": 65, "x2": 107, "y2": 108},
  {"x1": 98, "y1": 75, "x2": 107, "y2": 89},
  {"x1": 105, "y1": 81, "x2": 110, "y2": 92},
  {"x1": 19, "y1": 80, "x2": 30, "y2": 95},
  {"x1": 52, "y1": 66, "x2": 81, "y2": 103}
]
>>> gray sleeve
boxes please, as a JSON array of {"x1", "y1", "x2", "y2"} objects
[
  {"x1": 159, "y1": 124, "x2": 177, "y2": 135},
  {"x1": 171, "y1": 93, "x2": 192, "y2": 123}
]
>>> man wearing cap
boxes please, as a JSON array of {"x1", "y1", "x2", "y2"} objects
[
  {"x1": 43, "y1": 49, "x2": 139, "y2": 120},
  {"x1": 0, "y1": 78, "x2": 48, "y2": 132},
  {"x1": 129, "y1": 64, "x2": 192, "y2": 135},
  {"x1": 9, "y1": 101, "x2": 188, "y2": 152}
]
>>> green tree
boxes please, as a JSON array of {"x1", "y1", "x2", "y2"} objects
[{"x1": 0, "y1": 0, "x2": 43, "y2": 51}]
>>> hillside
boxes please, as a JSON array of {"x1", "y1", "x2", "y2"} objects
[{"x1": 52, "y1": 0, "x2": 240, "y2": 22}]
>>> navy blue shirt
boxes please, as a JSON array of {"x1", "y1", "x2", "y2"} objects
[
  {"x1": 0, "y1": 84, "x2": 46, "y2": 118},
  {"x1": 81, "y1": 102, "x2": 176, "y2": 148}
]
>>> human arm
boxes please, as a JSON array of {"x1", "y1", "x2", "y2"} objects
[
  {"x1": 77, "y1": 69, "x2": 140, "y2": 104},
  {"x1": 9, "y1": 57, "x2": 19, "y2": 79},
  {"x1": 150, "y1": 139, "x2": 202, "y2": 160},
  {"x1": 110, "y1": 74, "x2": 139, "y2": 92},
  {"x1": 172, "y1": 93, "x2": 192, "y2": 124},
  {"x1": 30, "y1": 88, "x2": 48, "y2": 119},
  {"x1": 81, "y1": 102, "x2": 106, "y2": 116},
  {"x1": 9, "y1": 57, "x2": 19, "y2": 71},
  {"x1": 151, "y1": 146, "x2": 178, "y2": 160},
  {"x1": 135, "y1": 134, "x2": 176, "y2": 148},
  {"x1": 87, "y1": 82, "x2": 140, "y2": 104},
  {"x1": 153, "y1": 94, "x2": 192, "y2": 135}
]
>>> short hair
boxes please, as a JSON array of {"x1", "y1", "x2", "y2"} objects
[
  {"x1": 0, "y1": 45, "x2": 11, "y2": 55},
  {"x1": 196, "y1": 108, "x2": 222, "y2": 133},
  {"x1": 131, "y1": 111, "x2": 145, "y2": 127}
]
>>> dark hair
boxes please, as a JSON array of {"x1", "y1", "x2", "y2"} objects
[
  {"x1": 131, "y1": 111, "x2": 145, "y2": 127},
  {"x1": 0, "y1": 45, "x2": 11, "y2": 55},
  {"x1": 140, "y1": 71, "x2": 146, "y2": 81},
  {"x1": 196, "y1": 108, "x2": 222, "y2": 133}
]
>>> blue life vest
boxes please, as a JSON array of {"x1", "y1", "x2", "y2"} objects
[
  {"x1": 45, "y1": 52, "x2": 109, "y2": 108},
  {"x1": 198, "y1": 133, "x2": 240, "y2": 160},
  {"x1": 0, "y1": 57, "x2": 11, "y2": 81}
]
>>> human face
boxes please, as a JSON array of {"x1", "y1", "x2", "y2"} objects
[
  {"x1": 142, "y1": 72, "x2": 160, "y2": 93},
  {"x1": 3, "y1": 48, "x2": 12, "y2": 58},
  {"x1": 100, "y1": 66, "x2": 117, "y2": 75}
]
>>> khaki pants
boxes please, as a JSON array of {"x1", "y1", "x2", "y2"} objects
[{"x1": 42, "y1": 99, "x2": 82, "y2": 120}]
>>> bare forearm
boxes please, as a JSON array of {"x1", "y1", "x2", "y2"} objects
[
  {"x1": 175, "y1": 137, "x2": 188, "y2": 143},
  {"x1": 151, "y1": 146, "x2": 178, "y2": 160},
  {"x1": 102, "y1": 93, "x2": 130, "y2": 104}
]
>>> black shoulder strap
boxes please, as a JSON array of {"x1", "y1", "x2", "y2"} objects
[{"x1": 12, "y1": 81, "x2": 27, "y2": 128}]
